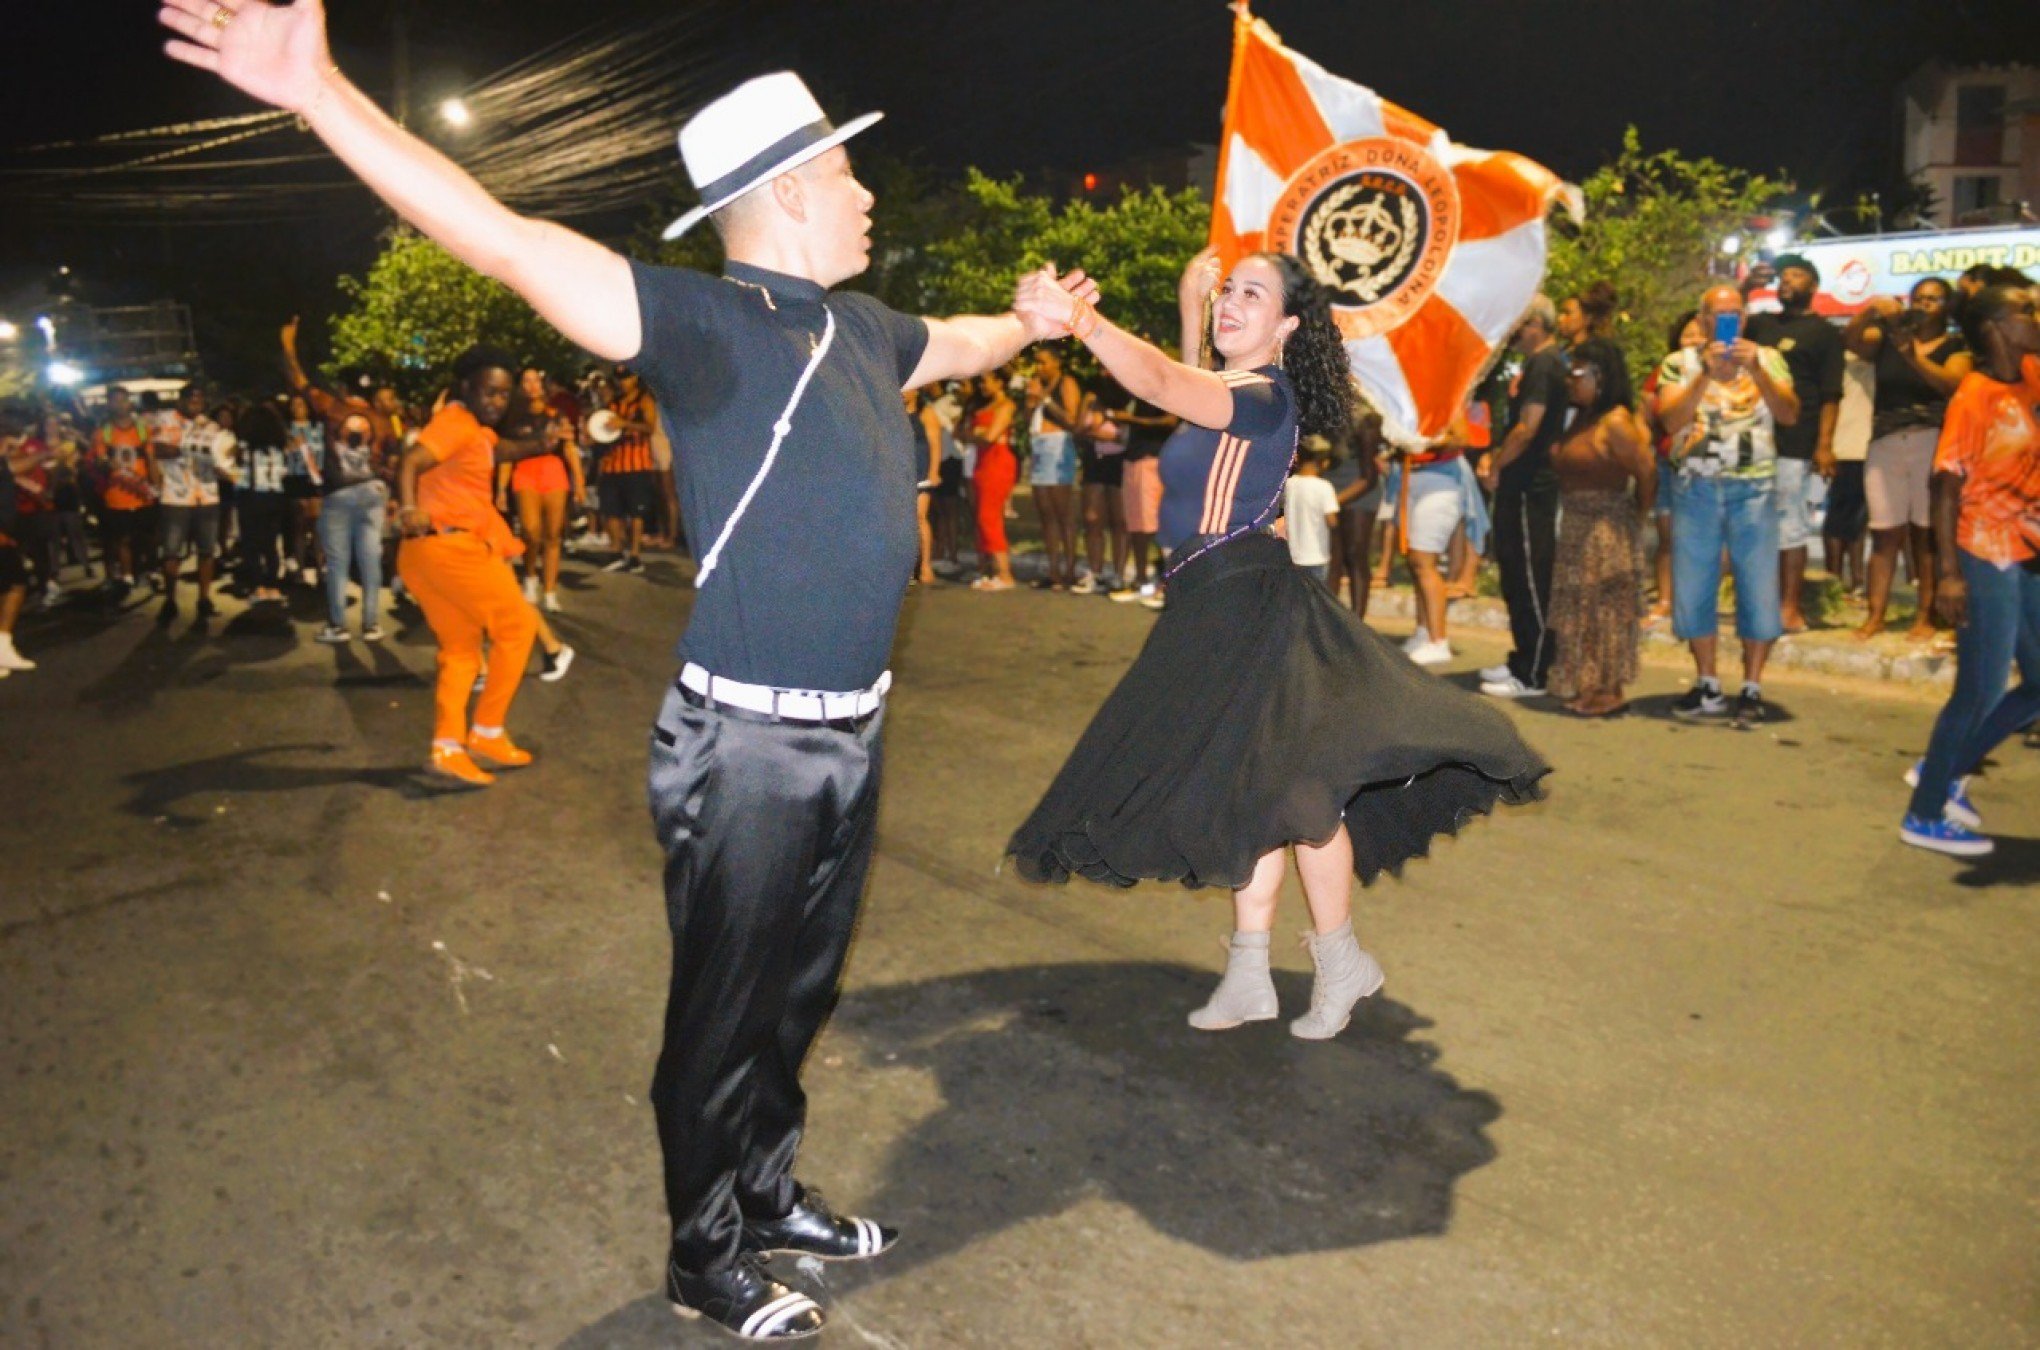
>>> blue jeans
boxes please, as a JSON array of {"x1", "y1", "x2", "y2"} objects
[
  {"x1": 319, "y1": 482, "x2": 386, "y2": 630},
  {"x1": 1906, "y1": 550, "x2": 2040, "y2": 820},
  {"x1": 1669, "y1": 473, "x2": 1782, "y2": 643}
]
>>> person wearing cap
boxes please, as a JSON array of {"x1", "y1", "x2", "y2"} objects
[
  {"x1": 1746, "y1": 253, "x2": 1845, "y2": 634},
  {"x1": 162, "y1": 4, "x2": 1089, "y2": 1340}
]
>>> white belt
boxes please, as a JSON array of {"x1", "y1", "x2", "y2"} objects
[{"x1": 679, "y1": 662, "x2": 891, "y2": 723}]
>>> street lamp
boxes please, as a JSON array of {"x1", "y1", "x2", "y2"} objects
[
  {"x1": 0, "y1": 320, "x2": 17, "y2": 343},
  {"x1": 439, "y1": 97, "x2": 472, "y2": 130},
  {"x1": 1720, "y1": 234, "x2": 1744, "y2": 257},
  {"x1": 47, "y1": 361, "x2": 84, "y2": 387},
  {"x1": 1763, "y1": 225, "x2": 1792, "y2": 252}
]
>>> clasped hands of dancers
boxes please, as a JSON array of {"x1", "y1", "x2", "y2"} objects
[{"x1": 161, "y1": 1, "x2": 1545, "y2": 1340}]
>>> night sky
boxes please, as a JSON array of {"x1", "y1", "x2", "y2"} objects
[{"x1": 3, "y1": 0, "x2": 2034, "y2": 381}]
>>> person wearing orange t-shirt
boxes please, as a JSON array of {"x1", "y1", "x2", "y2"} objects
[
  {"x1": 89, "y1": 386, "x2": 156, "y2": 593},
  {"x1": 394, "y1": 346, "x2": 552, "y2": 788},
  {"x1": 1901, "y1": 282, "x2": 2040, "y2": 858}
]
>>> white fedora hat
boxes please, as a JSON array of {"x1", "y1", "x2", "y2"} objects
[{"x1": 661, "y1": 72, "x2": 882, "y2": 241}]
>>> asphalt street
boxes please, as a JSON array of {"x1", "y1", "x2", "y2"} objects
[{"x1": 2, "y1": 557, "x2": 2035, "y2": 1348}]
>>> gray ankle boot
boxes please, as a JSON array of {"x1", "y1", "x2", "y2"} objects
[
  {"x1": 1187, "y1": 930, "x2": 1278, "y2": 1031},
  {"x1": 1290, "y1": 921, "x2": 1384, "y2": 1040}
]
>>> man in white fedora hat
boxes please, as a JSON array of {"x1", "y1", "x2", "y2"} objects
[{"x1": 161, "y1": 3, "x2": 1093, "y2": 1341}]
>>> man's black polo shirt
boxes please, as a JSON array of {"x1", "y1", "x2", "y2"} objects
[
  {"x1": 1744, "y1": 308, "x2": 1844, "y2": 461},
  {"x1": 630, "y1": 259, "x2": 929, "y2": 691}
]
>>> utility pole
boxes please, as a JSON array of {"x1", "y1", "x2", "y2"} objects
[{"x1": 392, "y1": 0, "x2": 411, "y2": 128}]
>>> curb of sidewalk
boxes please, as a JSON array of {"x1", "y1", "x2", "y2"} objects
[
  {"x1": 985, "y1": 550, "x2": 1955, "y2": 690},
  {"x1": 1360, "y1": 589, "x2": 1954, "y2": 689}
]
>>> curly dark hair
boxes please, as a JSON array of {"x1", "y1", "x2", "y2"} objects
[{"x1": 1246, "y1": 251, "x2": 1360, "y2": 442}]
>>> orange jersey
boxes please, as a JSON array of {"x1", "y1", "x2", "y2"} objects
[
  {"x1": 1934, "y1": 357, "x2": 2040, "y2": 569},
  {"x1": 92, "y1": 420, "x2": 154, "y2": 509},
  {"x1": 416, "y1": 405, "x2": 521, "y2": 558},
  {"x1": 604, "y1": 390, "x2": 657, "y2": 474}
]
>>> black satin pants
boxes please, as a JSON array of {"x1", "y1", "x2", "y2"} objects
[{"x1": 645, "y1": 679, "x2": 885, "y2": 1276}]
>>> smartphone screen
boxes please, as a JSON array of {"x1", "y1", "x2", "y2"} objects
[{"x1": 1712, "y1": 311, "x2": 1741, "y2": 347}]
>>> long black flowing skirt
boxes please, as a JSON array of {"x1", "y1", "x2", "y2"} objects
[{"x1": 1007, "y1": 533, "x2": 1549, "y2": 889}]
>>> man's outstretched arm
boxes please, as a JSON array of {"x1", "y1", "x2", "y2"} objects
[{"x1": 161, "y1": 0, "x2": 640, "y2": 361}]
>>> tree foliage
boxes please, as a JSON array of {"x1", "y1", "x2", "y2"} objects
[
  {"x1": 328, "y1": 228, "x2": 582, "y2": 397},
  {"x1": 917, "y1": 171, "x2": 1211, "y2": 345},
  {"x1": 1544, "y1": 127, "x2": 1790, "y2": 384}
]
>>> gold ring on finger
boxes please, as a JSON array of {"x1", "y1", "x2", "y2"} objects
[{"x1": 211, "y1": 6, "x2": 235, "y2": 29}]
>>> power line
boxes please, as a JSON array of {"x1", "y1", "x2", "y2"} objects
[{"x1": 4, "y1": 3, "x2": 723, "y2": 227}]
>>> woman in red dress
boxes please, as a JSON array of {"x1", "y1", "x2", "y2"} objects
[{"x1": 961, "y1": 370, "x2": 1017, "y2": 591}]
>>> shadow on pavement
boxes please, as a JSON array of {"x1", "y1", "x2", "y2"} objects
[
  {"x1": 330, "y1": 640, "x2": 423, "y2": 687},
  {"x1": 1954, "y1": 834, "x2": 2040, "y2": 888},
  {"x1": 563, "y1": 960, "x2": 1499, "y2": 1347},
  {"x1": 118, "y1": 742, "x2": 444, "y2": 824},
  {"x1": 1625, "y1": 691, "x2": 1798, "y2": 727}
]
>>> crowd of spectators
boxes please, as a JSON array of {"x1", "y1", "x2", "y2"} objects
[{"x1": 0, "y1": 320, "x2": 690, "y2": 678}]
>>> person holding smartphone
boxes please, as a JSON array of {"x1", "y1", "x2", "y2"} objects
[
  {"x1": 1844, "y1": 276, "x2": 1974, "y2": 639},
  {"x1": 1653, "y1": 283, "x2": 1800, "y2": 723}
]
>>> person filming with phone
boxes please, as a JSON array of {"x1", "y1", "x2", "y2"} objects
[
  {"x1": 1654, "y1": 283, "x2": 1800, "y2": 723},
  {"x1": 1843, "y1": 276, "x2": 1974, "y2": 639}
]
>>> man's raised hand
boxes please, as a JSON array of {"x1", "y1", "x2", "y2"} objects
[{"x1": 160, "y1": 0, "x2": 334, "y2": 114}]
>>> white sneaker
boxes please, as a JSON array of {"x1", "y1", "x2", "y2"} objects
[
  {"x1": 1400, "y1": 627, "x2": 1431, "y2": 654},
  {"x1": 1406, "y1": 638, "x2": 1454, "y2": 666},
  {"x1": 1069, "y1": 575, "x2": 1099, "y2": 595},
  {"x1": 1478, "y1": 662, "x2": 1512, "y2": 683},
  {"x1": 41, "y1": 581, "x2": 64, "y2": 607},
  {"x1": 523, "y1": 575, "x2": 540, "y2": 603},
  {"x1": 542, "y1": 590, "x2": 562, "y2": 613},
  {"x1": 0, "y1": 638, "x2": 35, "y2": 672},
  {"x1": 1480, "y1": 674, "x2": 1544, "y2": 698}
]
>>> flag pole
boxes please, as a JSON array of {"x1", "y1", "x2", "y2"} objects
[{"x1": 1206, "y1": 1, "x2": 1253, "y2": 261}]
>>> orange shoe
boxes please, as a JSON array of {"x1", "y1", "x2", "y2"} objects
[
  {"x1": 428, "y1": 744, "x2": 496, "y2": 788},
  {"x1": 465, "y1": 728, "x2": 533, "y2": 769}
]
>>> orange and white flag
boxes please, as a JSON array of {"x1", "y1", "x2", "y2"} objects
[{"x1": 1210, "y1": 4, "x2": 1582, "y2": 445}]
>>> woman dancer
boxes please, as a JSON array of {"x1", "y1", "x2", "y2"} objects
[
  {"x1": 961, "y1": 370, "x2": 1017, "y2": 591},
  {"x1": 1008, "y1": 248, "x2": 1548, "y2": 1040},
  {"x1": 1547, "y1": 338, "x2": 1654, "y2": 717}
]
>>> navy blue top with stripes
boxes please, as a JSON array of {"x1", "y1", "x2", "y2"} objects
[{"x1": 1155, "y1": 366, "x2": 1297, "y2": 553}]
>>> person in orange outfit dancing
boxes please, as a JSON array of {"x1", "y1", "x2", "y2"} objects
[{"x1": 396, "y1": 345, "x2": 551, "y2": 787}]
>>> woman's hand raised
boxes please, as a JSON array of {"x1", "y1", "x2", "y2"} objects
[{"x1": 1178, "y1": 245, "x2": 1223, "y2": 313}]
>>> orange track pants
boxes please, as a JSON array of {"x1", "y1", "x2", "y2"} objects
[{"x1": 397, "y1": 534, "x2": 537, "y2": 745}]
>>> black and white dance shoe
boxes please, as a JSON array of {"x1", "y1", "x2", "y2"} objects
[
  {"x1": 743, "y1": 1187, "x2": 898, "y2": 1262},
  {"x1": 667, "y1": 1253, "x2": 824, "y2": 1342}
]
